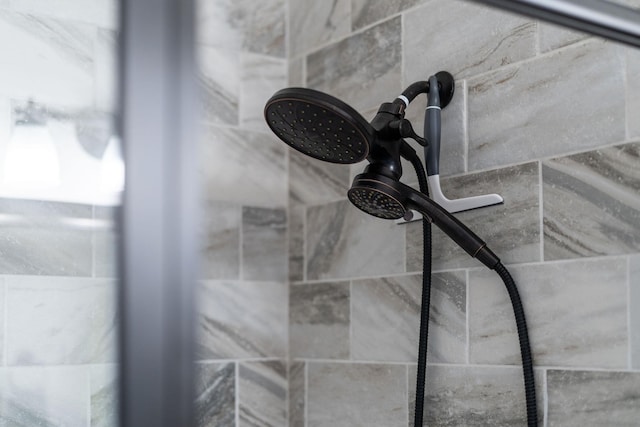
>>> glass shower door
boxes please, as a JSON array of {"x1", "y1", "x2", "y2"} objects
[{"x1": 0, "y1": 1, "x2": 120, "y2": 425}]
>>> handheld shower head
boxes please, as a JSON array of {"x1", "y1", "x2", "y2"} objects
[
  {"x1": 264, "y1": 88, "x2": 375, "y2": 164},
  {"x1": 348, "y1": 177, "x2": 407, "y2": 220}
]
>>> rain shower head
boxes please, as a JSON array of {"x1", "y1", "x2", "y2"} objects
[{"x1": 264, "y1": 87, "x2": 375, "y2": 164}]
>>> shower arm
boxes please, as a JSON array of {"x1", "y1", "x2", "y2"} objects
[{"x1": 394, "y1": 75, "x2": 504, "y2": 215}]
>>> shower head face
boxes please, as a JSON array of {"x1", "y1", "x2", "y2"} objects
[
  {"x1": 348, "y1": 175, "x2": 407, "y2": 220},
  {"x1": 264, "y1": 88, "x2": 374, "y2": 164}
]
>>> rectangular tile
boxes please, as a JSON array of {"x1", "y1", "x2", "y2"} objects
[
  {"x1": 628, "y1": 47, "x2": 640, "y2": 138},
  {"x1": 197, "y1": 46, "x2": 240, "y2": 126},
  {"x1": 469, "y1": 258, "x2": 628, "y2": 368},
  {"x1": 289, "y1": 0, "x2": 350, "y2": 57},
  {"x1": 8, "y1": 0, "x2": 117, "y2": 29},
  {"x1": 242, "y1": 206, "x2": 287, "y2": 282},
  {"x1": 0, "y1": 366, "x2": 89, "y2": 426},
  {"x1": 196, "y1": 0, "x2": 285, "y2": 57},
  {"x1": 307, "y1": 17, "x2": 402, "y2": 112},
  {"x1": 289, "y1": 149, "x2": 350, "y2": 206},
  {"x1": 290, "y1": 281, "x2": 350, "y2": 359},
  {"x1": 0, "y1": 199, "x2": 93, "y2": 276},
  {"x1": 352, "y1": 0, "x2": 422, "y2": 30},
  {"x1": 468, "y1": 40, "x2": 626, "y2": 171},
  {"x1": 408, "y1": 365, "x2": 543, "y2": 426},
  {"x1": 0, "y1": 279, "x2": 3, "y2": 364},
  {"x1": 288, "y1": 205, "x2": 304, "y2": 282},
  {"x1": 538, "y1": 22, "x2": 589, "y2": 53},
  {"x1": 306, "y1": 199, "x2": 405, "y2": 280},
  {"x1": 90, "y1": 364, "x2": 118, "y2": 427},
  {"x1": 547, "y1": 370, "x2": 640, "y2": 426},
  {"x1": 239, "y1": 360, "x2": 287, "y2": 427},
  {"x1": 289, "y1": 361, "x2": 305, "y2": 427},
  {"x1": 200, "y1": 201, "x2": 240, "y2": 280},
  {"x1": 239, "y1": 53, "x2": 287, "y2": 131},
  {"x1": 0, "y1": 11, "x2": 95, "y2": 108},
  {"x1": 195, "y1": 362, "x2": 236, "y2": 427},
  {"x1": 288, "y1": 56, "x2": 304, "y2": 87},
  {"x1": 631, "y1": 254, "x2": 640, "y2": 369},
  {"x1": 6, "y1": 276, "x2": 117, "y2": 365},
  {"x1": 307, "y1": 362, "x2": 406, "y2": 427},
  {"x1": 404, "y1": 0, "x2": 536, "y2": 82},
  {"x1": 196, "y1": 280, "x2": 287, "y2": 359},
  {"x1": 94, "y1": 205, "x2": 117, "y2": 278},
  {"x1": 94, "y1": 29, "x2": 117, "y2": 113},
  {"x1": 351, "y1": 271, "x2": 466, "y2": 363},
  {"x1": 199, "y1": 125, "x2": 287, "y2": 207},
  {"x1": 406, "y1": 162, "x2": 540, "y2": 271},
  {"x1": 543, "y1": 142, "x2": 640, "y2": 260}
]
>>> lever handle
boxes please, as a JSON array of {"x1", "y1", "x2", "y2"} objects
[{"x1": 425, "y1": 75, "x2": 441, "y2": 177}]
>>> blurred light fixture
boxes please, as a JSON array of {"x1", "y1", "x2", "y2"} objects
[{"x1": 3, "y1": 101, "x2": 60, "y2": 190}]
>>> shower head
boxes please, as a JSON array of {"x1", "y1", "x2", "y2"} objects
[
  {"x1": 264, "y1": 88, "x2": 375, "y2": 164},
  {"x1": 348, "y1": 175, "x2": 407, "y2": 220}
]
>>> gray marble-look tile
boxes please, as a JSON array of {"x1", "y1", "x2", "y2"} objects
[
  {"x1": 632, "y1": 254, "x2": 640, "y2": 369},
  {"x1": 352, "y1": 0, "x2": 423, "y2": 30},
  {"x1": 196, "y1": 0, "x2": 285, "y2": 57},
  {"x1": 406, "y1": 162, "x2": 540, "y2": 271},
  {"x1": 0, "y1": 280, "x2": 3, "y2": 364},
  {"x1": 306, "y1": 199, "x2": 405, "y2": 280},
  {"x1": 628, "y1": 48, "x2": 640, "y2": 138},
  {"x1": 469, "y1": 258, "x2": 628, "y2": 368},
  {"x1": 289, "y1": 361, "x2": 305, "y2": 427},
  {"x1": 289, "y1": 205, "x2": 305, "y2": 282},
  {"x1": 8, "y1": 0, "x2": 117, "y2": 29},
  {"x1": 239, "y1": 360, "x2": 287, "y2": 427},
  {"x1": 404, "y1": 0, "x2": 536, "y2": 82},
  {"x1": 0, "y1": 199, "x2": 93, "y2": 276},
  {"x1": 240, "y1": 53, "x2": 287, "y2": 131},
  {"x1": 0, "y1": 11, "x2": 95, "y2": 108},
  {"x1": 196, "y1": 280, "x2": 287, "y2": 359},
  {"x1": 351, "y1": 271, "x2": 466, "y2": 363},
  {"x1": 289, "y1": 56, "x2": 304, "y2": 87},
  {"x1": 199, "y1": 125, "x2": 287, "y2": 207},
  {"x1": 538, "y1": 22, "x2": 589, "y2": 53},
  {"x1": 289, "y1": 0, "x2": 350, "y2": 57},
  {"x1": 200, "y1": 202, "x2": 240, "y2": 280},
  {"x1": 90, "y1": 364, "x2": 117, "y2": 427},
  {"x1": 289, "y1": 149, "x2": 350, "y2": 206},
  {"x1": 408, "y1": 364, "x2": 544, "y2": 426},
  {"x1": 0, "y1": 366, "x2": 89, "y2": 426},
  {"x1": 307, "y1": 17, "x2": 402, "y2": 112},
  {"x1": 6, "y1": 276, "x2": 117, "y2": 365},
  {"x1": 468, "y1": 40, "x2": 626, "y2": 171},
  {"x1": 543, "y1": 142, "x2": 640, "y2": 260},
  {"x1": 94, "y1": 205, "x2": 118, "y2": 278},
  {"x1": 547, "y1": 370, "x2": 640, "y2": 426},
  {"x1": 307, "y1": 362, "x2": 406, "y2": 427},
  {"x1": 290, "y1": 281, "x2": 350, "y2": 359},
  {"x1": 242, "y1": 206, "x2": 287, "y2": 282},
  {"x1": 198, "y1": 46, "x2": 240, "y2": 125},
  {"x1": 94, "y1": 29, "x2": 117, "y2": 113},
  {"x1": 195, "y1": 362, "x2": 235, "y2": 427},
  {"x1": 402, "y1": 79, "x2": 467, "y2": 183}
]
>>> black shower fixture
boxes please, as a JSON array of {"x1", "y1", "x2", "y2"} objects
[{"x1": 264, "y1": 73, "x2": 537, "y2": 427}]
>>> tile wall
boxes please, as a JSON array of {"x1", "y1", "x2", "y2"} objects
[
  {"x1": 287, "y1": 0, "x2": 640, "y2": 426},
  {"x1": 0, "y1": 0, "x2": 119, "y2": 425},
  {"x1": 195, "y1": 0, "x2": 289, "y2": 425}
]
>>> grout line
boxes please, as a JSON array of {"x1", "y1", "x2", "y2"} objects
[
  {"x1": 235, "y1": 361, "x2": 240, "y2": 427},
  {"x1": 543, "y1": 368, "x2": 549, "y2": 427},
  {"x1": 627, "y1": 255, "x2": 632, "y2": 370},
  {"x1": 538, "y1": 161, "x2": 545, "y2": 262},
  {"x1": 465, "y1": 269, "x2": 470, "y2": 365}
]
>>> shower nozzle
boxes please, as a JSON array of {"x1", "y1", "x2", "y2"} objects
[{"x1": 264, "y1": 88, "x2": 375, "y2": 164}]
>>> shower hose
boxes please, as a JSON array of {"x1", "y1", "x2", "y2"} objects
[{"x1": 405, "y1": 150, "x2": 537, "y2": 427}]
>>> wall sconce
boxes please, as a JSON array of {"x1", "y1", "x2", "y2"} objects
[{"x1": 3, "y1": 101, "x2": 61, "y2": 190}]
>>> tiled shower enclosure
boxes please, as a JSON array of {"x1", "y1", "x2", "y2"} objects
[{"x1": 1, "y1": 0, "x2": 640, "y2": 426}]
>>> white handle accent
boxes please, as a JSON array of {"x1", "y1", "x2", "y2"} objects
[{"x1": 428, "y1": 174, "x2": 503, "y2": 213}]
